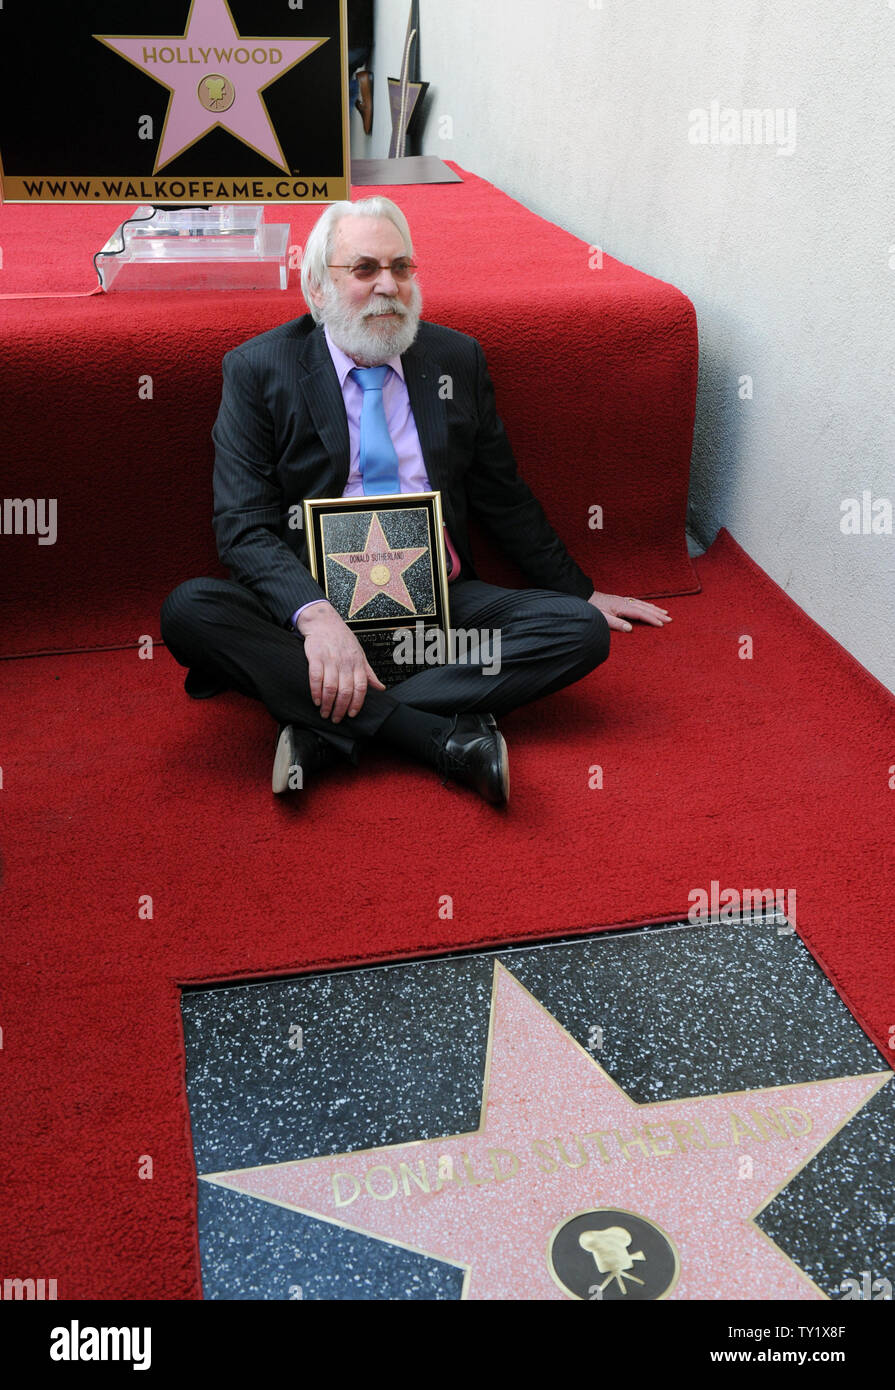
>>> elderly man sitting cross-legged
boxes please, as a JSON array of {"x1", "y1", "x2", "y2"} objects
[{"x1": 160, "y1": 196, "x2": 671, "y2": 805}]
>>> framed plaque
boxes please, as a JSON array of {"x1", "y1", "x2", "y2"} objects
[{"x1": 303, "y1": 492, "x2": 451, "y2": 688}]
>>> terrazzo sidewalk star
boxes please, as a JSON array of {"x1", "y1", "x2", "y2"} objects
[{"x1": 203, "y1": 963, "x2": 890, "y2": 1300}]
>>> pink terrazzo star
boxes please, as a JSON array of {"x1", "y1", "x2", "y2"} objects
[
  {"x1": 96, "y1": 0, "x2": 326, "y2": 172},
  {"x1": 203, "y1": 963, "x2": 890, "y2": 1300},
  {"x1": 329, "y1": 512, "x2": 427, "y2": 619}
]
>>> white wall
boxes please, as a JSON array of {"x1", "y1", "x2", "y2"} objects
[{"x1": 355, "y1": 0, "x2": 895, "y2": 692}]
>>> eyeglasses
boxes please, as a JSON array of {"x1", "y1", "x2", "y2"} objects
[{"x1": 327, "y1": 257, "x2": 418, "y2": 282}]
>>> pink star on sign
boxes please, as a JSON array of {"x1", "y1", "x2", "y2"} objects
[
  {"x1": 96, "y1": 0, "x2": 326, "y2": 172},
  {"x1": 202, "y1": 963, "x2": 890, "y2": 1300},
  {"x1": 329, "y1": 512, "x2": 427, "y2": 620}
]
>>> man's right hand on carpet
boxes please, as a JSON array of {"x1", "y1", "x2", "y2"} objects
[{"x1": 296, "y1": 602, "x2": 386, "y2": 722}]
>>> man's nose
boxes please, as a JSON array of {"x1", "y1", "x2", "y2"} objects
[{"x1": 372, "y1": 264, "x2": 399, "y2": 295}]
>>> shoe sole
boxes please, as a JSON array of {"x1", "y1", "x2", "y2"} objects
[
  {"x1": 496, "y1": 731, "x2": 510, "y2": 806},
  {"x1": 272, "y1": 726, "x2": 298, "y2": 795}
]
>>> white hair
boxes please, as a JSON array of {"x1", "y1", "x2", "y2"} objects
[{"x1": 300, "y1": 197, "x2": 414, "y2": 323}]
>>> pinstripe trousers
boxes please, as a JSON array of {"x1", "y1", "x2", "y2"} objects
[{"x1": 160, "y1": 576, "x2": 610, "y2": 760}]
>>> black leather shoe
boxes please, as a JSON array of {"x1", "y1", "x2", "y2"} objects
[
  {"x1": 433, "y1": 714, "x2": 509, "y2": 806},
  {"x1": 272, "y1": 725, "x2": 334, "y2": 795}
]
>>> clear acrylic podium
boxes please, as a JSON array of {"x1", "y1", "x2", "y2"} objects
[{"x1": 96, "y1": 205, "x2": 291, "y2": 291}]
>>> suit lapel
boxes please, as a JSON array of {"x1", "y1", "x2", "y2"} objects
[
  {"x1": 402, "y1": 341, "x2": 450, "y2": 500},
  {"x1": 296, "y1": 325, "x2": 350, "y2": 490}
]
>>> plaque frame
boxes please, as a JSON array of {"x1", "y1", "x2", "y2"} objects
[{"x1": 302, "y1": 491, "x2": 452, "y2": 687}]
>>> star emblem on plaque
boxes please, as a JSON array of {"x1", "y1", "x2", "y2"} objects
[{"x1": 303, "y1": 492, "x2": 451, "y2": 688}]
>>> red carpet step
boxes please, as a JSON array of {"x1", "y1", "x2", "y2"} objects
[{"x1": 0, "y1": 164, "x2": 698, "y2": 656}]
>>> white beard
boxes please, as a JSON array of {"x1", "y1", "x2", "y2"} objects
[{"x1": 320, "y1": 279, "x2": 422, "y2": 365}]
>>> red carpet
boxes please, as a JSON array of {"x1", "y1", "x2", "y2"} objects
[
  {"x1": 1, "y1": 528, "x2": 892, "y2": 1298},
  {"x1": 2, "y1": 162, "x2": 890, "y2": 1299},
  {"x1": 0, "y1": 163, "x2": 698, "y2": 656}
]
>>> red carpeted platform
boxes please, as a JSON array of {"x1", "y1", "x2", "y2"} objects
[
  {"x1": 1, "y1": 529, "x2": 893, "y2": 1299},
  {"x1": 0, "y1": 163, "x2": 698, "y2": 656}
]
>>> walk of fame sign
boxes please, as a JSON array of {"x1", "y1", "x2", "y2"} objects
[
  {"x1": 303, "y1": 492, "x2": 451, "y2": 688},
  {"x1": 0, "y1": 0, "x2": 349, "y2": 204}
]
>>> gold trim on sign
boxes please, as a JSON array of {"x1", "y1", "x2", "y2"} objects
[{"x1": 339, "y1": 0, "x2": 351, "y2": 194}]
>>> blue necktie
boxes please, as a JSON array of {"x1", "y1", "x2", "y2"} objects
[{"x1": 350, "y1": 366, "x2": 401, "y2": 495}]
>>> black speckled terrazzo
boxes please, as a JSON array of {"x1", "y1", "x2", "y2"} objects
[
  {"x1": 197, "y1": 1182, "x2": 465, "y2": 1301},
  {"x1": 181, "y1": 914, "x2": 893, "y2": 1300}
]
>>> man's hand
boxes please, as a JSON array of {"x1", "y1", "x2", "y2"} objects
[
  {"x1": 296, "y1": 602, "x2": 386, "y2": 722},
  {"x1": 588, "y1": 590, "x2": 672, "y2": 633}
]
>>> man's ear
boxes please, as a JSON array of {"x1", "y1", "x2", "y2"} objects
[{"x1": 307, "y1": 280, "x2": 326, "y2": 311}]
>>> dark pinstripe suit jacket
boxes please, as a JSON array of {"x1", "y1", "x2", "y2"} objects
[{"x1": 211, "y1": 314, "x2": 595, "y2": 625}]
